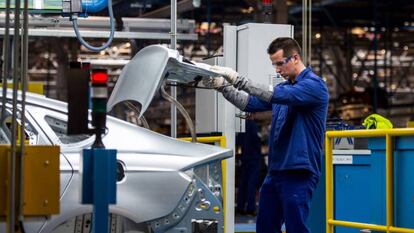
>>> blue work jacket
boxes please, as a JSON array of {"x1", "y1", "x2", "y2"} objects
[{"x1": 245, "y1": 67, "x2": 328, "y2": 176}]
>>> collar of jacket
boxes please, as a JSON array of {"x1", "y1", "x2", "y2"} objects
[{"x1": 289, "y1": 66, "x2": 312, "y2": 84}]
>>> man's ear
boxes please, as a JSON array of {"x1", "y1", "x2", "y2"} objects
[
  {"x1": 293, "y1": 55, "x2": 299, "y2": 64},
  {"x1": 294, "y1": 54, "x2": 301, "y2": 64}
]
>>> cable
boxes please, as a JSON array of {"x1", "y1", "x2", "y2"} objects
[
  {"x1": 167, "y1": 81, "x2": 233, "y2": 89},
  {"x1": 125, "y1": 101, "x2": 150, "y2": 129},
  {"x1": 71, "y1": 0, "x2": 115, "y2": 52},
  {"x1": 160, "y1": 82, "x2": 197, "y2": 143}
]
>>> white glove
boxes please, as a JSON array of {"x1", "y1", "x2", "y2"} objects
[
  {"x1": 210, "y1": 66, "x2": 239, "y2": 84},
  {"x1": 202, "y1": 77, "x2": 227, "y2": 90}
]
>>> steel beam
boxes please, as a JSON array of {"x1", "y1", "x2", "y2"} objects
[{"x1": 0, "y1": 28, "x2": 197, "y2": 40}]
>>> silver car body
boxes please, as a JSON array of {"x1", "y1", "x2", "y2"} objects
[{"x1": 0, "y1": 89, "x2": 231, "y2": 233}]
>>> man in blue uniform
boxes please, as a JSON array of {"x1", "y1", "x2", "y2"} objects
[{"x1": 204, "y1": 37, "x2": 329, "y2": 233}]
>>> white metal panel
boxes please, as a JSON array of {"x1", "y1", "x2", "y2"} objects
[
  {"x1": 195, "y1": 56, "x2": 224, "y2": 133},
  {"x1": 237, "y1": 23, "x2": 294, "y2": 87},
  {"x1": 222, "y1": 25, "x2": 237, "y2": 233}
]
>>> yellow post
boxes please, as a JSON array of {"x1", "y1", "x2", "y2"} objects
[
  {"x1": 385, "y1": 134, "x2": 394, "y2": 233},
  {"x1": 219, "y1": 136, "x2": 227, "y2": 233},
  {"x1": 325, "y1": 136, "x2": 334, "y2": 233}
]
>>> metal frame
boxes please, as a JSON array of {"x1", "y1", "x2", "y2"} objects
[
  {"x1": 325, "y1": 128, "x2": 414, "y2": 233},
  {"x1": 0, "y1": 16, "x2": 197, "y2": 40},
  {"x1": 179, "y1": 136, "x2": 228, "y2": 232},
  {"x1": 0, "y1": 28, "x2": 197, "y2": 40}
]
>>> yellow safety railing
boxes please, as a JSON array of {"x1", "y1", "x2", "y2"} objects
[
  {"x1": 325, "y1": 128, "x2": 414, "y2": 233},
  {"x1": 179, "y1": 136, "x2": 228, "y2": 232}
]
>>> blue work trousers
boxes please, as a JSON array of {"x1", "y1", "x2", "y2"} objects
[{"x1": 256, "y1": 170, "x2": 318, "y2": 233}]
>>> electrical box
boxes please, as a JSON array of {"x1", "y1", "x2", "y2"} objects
[
  {"x1": 196, "y1": 23, "x2": 294, "y2": 134},
  {"x1": 228, "y1": 23, "x2": 293, "y2": 131}
]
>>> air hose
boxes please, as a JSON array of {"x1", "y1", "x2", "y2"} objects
[
  {"x1": 71, "y1": 0, "x2": 115, "y2": 52},
  {"x1": 160, "y1": 82, "x2": 197, "y2": 143}
]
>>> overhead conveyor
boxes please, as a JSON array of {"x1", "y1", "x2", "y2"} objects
[{"x1": 0, "y1": 15, "x2": 198, "y2": 40}]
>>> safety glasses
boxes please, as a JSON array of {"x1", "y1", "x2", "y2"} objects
[{"x1": 272, "y1": 54, "x2": 296, "y2": 68}]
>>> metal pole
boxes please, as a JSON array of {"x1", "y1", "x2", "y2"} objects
[
  {"x1": 308, "y1": 0, "x2": 312, "y2": 66},
  {"x1": 319, "y1": 25, "x2": 323, "y2": 76},
  {"x1": 1, "y1": 0, "x2": 12, "y2": 232},
  {"x1": 10, "y1": 0, "x2": 21, "y2": 231},
  {"x1": 372, "y1": 0, "x2": 378, "y2": 112},
  {"x1": 325, "y1": 136, "x2": 334, "y2": 233},
  {"x1": 170, "y1": 0, "x2": 177, "y2": 138},
  {"x1": 302, "y1": 0, "x2": 306, "y2": 62},
  {"x1": 19, "y1": 0, "x2": 29, "y2": 225},
  {"x1": 207, "y1": 0, "x2": 211, "y2": 56},
  {"x1": 385, "y1": 134, "x2": 394, "y2": 233},
  {"x1": 1, "y1": 0, "x2": 11, "y2": 122}
]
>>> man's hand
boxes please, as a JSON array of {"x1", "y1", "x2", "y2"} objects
[
  {"x1": 210, "y1": 66, "x2": 239, "y2": 84},
  {"x1": 202, "y1": 77, "x2": 227, "y2": 90}
]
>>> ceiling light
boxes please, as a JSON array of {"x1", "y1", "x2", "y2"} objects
[
  {"x1": 351, "y1": 27, "x2": 365, "y2": 35},
  {"x1": 315, "y1": 33, "x2": 321, "y2": 39}
]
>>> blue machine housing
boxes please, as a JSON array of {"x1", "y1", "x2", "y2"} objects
[{"x1": 81, "y1": 0, "x2": 108, "y2": 13}]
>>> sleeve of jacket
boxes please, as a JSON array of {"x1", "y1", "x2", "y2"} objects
[
  {"x1": 244, "y1": 96, "x2": 272, "y2": 112},
  {"x1": 271, "y1": 79, "x2": 328, "y2": 106}
]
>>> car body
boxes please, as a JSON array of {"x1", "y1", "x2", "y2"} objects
[{"x1": 0, "y1": 90, "x2": 232, "y2": 233}]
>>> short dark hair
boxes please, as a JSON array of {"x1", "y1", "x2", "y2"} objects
[{"x1": 267, "y1": 37, "x2": 301, "y2": 57}]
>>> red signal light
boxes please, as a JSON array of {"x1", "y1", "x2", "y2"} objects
[{"x1": 91, "y1": 70, "x2": 108, "y2": 84}]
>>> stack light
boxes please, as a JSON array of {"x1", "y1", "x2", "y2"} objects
[
  {"x1": 91, "y1": 69, "x2": 108, "y2": 113},
  {"x1": 90, "y1": 69, "x2": 108, "y2": 148}
]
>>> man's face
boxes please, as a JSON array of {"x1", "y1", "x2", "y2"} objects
[{"x1": 269, "y1": 49, "x2": 296, "y2": 81}]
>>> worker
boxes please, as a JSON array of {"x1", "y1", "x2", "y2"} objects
[
  {"x1": 203, "y1": 37, "x2": 329, "y2": 233},
  {"x1": 236, "y1": 113, "x2": 262, "y2": 216}
]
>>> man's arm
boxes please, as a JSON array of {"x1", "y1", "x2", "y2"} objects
[
  {"x1": 270, "y1": 80, "x2": 328, "y2": 106},
  {"x1": 203, "y1": 77, "x2": 272, "y2": 112},
  {"x1": 210, "y1": 66, "x2": 327, "y2": 106},
  {"x1": 237, "y1": 77, "x2": 327, "y2": 106}
]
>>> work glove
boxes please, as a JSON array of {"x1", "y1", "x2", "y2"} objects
[
  {"x1": 210, "y1": 66, "x2": 239, "y2": 84},
  {"x1": 202, "y1": 77, "x2": 228, "y2": 91},
  {"x1": 210, "y1": 66, "x2": 272, "y2": 103},
  {"x1": 202, "y1": 77, "x2": 249, "y2": 111}
]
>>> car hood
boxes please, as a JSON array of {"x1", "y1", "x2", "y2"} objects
[{"x1": 107, "y1": 44, "x2": 219, "y2": 117}]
